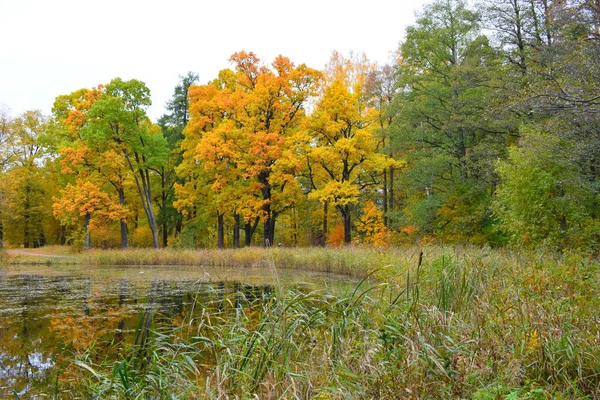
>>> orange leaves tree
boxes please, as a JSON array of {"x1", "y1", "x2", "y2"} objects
[
  {"x1": 53, "y1": 180, "x2": 126, "y2": 249},
  {"x1": 179, "y1": 52, "x2": 321, "y2": 247},
  {"x1": 53, "y1": 85, "x2": 132, "y2": 249}
]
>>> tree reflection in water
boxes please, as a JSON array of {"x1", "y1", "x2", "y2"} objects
[{"x1": 0, "y1": 271, "x2": 282, "y2": 397}]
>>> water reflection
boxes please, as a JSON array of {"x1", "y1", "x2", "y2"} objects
[{"x1": 0, "y1": 265, "x2": 346, "y2": 398}]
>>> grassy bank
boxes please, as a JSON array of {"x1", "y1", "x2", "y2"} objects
[
  {"x1": 79, "y1": 246, "x2": 417, "y2": 277},
  {"x1": 5, "y1": 245, "x2": 426, "y2": 277},
  {"x1": 54, "y1": 246, "x2": 600, "y2": 398}
]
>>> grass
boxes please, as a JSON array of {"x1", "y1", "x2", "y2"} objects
[
  {"x1": 4, "y1": 245, "x2": 422, "y2": 277},
  {"x1": 48, "y1": 245, "x2": 600, "y2": 399}
]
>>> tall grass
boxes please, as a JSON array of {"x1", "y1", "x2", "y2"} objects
[
  {"x1": 68, "y1": 247, "x2": 600, "y2": 399},
  {"x1": 75, "y1": 246, "x2": 420, "y2": 277}
]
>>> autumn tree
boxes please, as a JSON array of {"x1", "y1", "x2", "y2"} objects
[
  {"x1": 52, "y1": 86, "x2": 133, "y2": 249},
  {"x1": 53, "y1": 180, "x2": 126, "y2": 249},
  {"x1": 180, "y1": 52, "x2": 321, "y2": 247},
  {"x1": 83, "y1": 78, "x2": 168, "y2": 248},
  {"x1": 176, "y1": 76, "x2": 247, "y2": 248},
  {"x1": 306, "y1": 78, "x2": 397, "y2": 244},
  {"x1": 355, "y1": 201, "x2": 390, "y2": 247}
]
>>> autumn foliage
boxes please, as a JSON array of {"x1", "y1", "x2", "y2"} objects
[
  {"x1": 3, "y1": 0, "x2": 599, "y2": 252},
  {"x1": 355, "y1": 201, "x2": 390, "y2": 248}
]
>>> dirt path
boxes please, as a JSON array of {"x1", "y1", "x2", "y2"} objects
[{"x1": 5, "y1": 249, "x2": 77, "y2": 259}]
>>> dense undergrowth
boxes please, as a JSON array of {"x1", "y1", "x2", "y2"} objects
[{"x1": 49, "y1": 246, "x2": 600, "y2": 399}]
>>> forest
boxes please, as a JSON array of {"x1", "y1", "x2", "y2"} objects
[{"x1": 1, "y1": 0, "x2": 599, "y2": 252}]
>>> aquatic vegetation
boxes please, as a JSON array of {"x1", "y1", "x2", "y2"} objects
[{"x1": 69, "y1": 248, "x2": 600, "y2": 398}]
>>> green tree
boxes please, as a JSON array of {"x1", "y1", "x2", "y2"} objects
[
  {"x1": 156, "y1": 72, "x2": 199, "y2": 246},
  {"x1": 394, "y1": 0, "x2": 507, "y2": 241},
  {"x1": 83, "y1": 78, "x2": 168, "y2": 248},
  {"x1": 363, "y1": 63, "x2": 402, "y2": 227},
  {"x1": 493, "y1": 129, "x2": 598, "y2": 248},
  {"x1": 1, "y1": 110, "x2": 57, "y2": 247},
  {"x1": 53, "y1": 86, "x2": 133, "y2": 249}
]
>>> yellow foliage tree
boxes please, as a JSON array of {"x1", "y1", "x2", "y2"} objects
[
  {"x1": 355, "y1": 201, "x2": 390, "y2": 248},
  {"x1": 306, "y1": 79, "x2": 399, "y2": 244}
]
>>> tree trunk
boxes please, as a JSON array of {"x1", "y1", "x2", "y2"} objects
[
  {"x1": 389, "y1": 165, "x2": 394, "y2": 215},
  {"x1": 383, "y1": 168, "x2": 388, "y2": 227},
  {"x1": 342, "y1": 205, "x2": 351, "y2": 245},
  {"x1": 0, "y1": 219, "x2": 3, "y2": 248},
  {"x1": 245, "y1": 217, "x2": 259, "y2": 246},
  {"x1": 138, "y1": 170, "x2": 159, "y2": 248},
  {"x1": 23, "y1": 182, "x2": 30, "y2": 249},
  {"x1": 118, "y1": 188, "x2": 128, "y2": 249},
  {"x1": 161, "y1": 168, "x2": 168, "y2": 248},
  {"x1": 322, "y1": 201, "x2": 328, "y2": 247},
  {"x1": 124, "y1": 152, "x2": 159, "y2": 248},
  {"x1": 84, "y1": 212, "x2": 91, "y2": 250},
  {"x1": 217, "y1": 213, "x2": 224, "y2": 249},
  {"x1": 260, "y1": 175, "x2": 274, "y2": 247},
  {"x1": 175, "y1": 214, "x2": 183, "y2": 236},
  {"x1": 233, "y1": 213, "x2": 240, "y2": 248},
  {"x1": 162, "y1": 222, "x2": 168, "y2": 248},
  {"x1": 263, "y1": 217, "x2": 276, "y2": 247},
  {"x1": 292, "y1": 206, "x2": 298, "y2": 246}
]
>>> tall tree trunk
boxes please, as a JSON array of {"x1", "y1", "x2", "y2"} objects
[
  {"x1": 264, "y1": 217, "x2": 276, "y2": 247},
  {"x1": 389, "y1": 165, "x2": 395, "y2": 215},
  {"x1": 383, "y1": 168, "x2": 388, "y2": 227},
  {"x1": 142, "y1": 170, "x2": 160, "y2": 249},
  {"x1": 161, "y1": 169, "x2": 168, "y2": 248},
  {"x1": 245, "y1": 222, "x2": 252, "y2": 247},
  {"x1": 217, "y1": 213, "x2": 224, "y2": 249},
  {"x1": 233, "y1": 213, "x2": 240, "y2": 248},
  {"x1": 292, "y1": 206, "x2": 298, "y2": 246},
  {"x1": 342, "y1": 205, "x2": 351, "y2": 245},
  {"x1": 23, "y1": 182, "x2": 30, "y2": 249},
  {"x1": 125, "y1": 152, "x2": 159, "y2": 248},
  {"x1": 0, "y1": 219, "x2": 3, "y2": 248},
  {"x1": 175, "y1": 214, "x2": 183, "y2": 236},
  {"x1": 118, "y1": 188, "x2": 128, "y2": 249},
  {"x1": 84, "y1": 212, "x2": 91, "y2": 250},
  {"x1": 260, "y1": 174, "x2": 274, "y2": 247},
  {"x1": 162, "y1": 223, "x2": 168, "y2": 248},
  {"x1": 322, "y1": 201, "x2": 328, "y2": 247},
  {"x1": 245, "y1": 217, "x2": 259, "y2": 246}
]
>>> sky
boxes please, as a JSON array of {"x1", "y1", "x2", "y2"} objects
[{"x1": 0, "y1": 0, "x2": 431, "y2": 121}]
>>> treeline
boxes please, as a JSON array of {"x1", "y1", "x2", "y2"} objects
[{"x1": 1, "y1": 0, "x2": 598, "y2": 251}]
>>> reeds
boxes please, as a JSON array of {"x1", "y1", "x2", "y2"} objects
[
  {"x1": 68, "y1": 247, "x2": 600, "y2": 399},
  {"x1": 73, "y1": 246, "x2": 417, "y2": 278}
]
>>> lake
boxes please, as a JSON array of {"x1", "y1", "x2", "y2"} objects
[{"x1": 0, "y1": 264, "x2": 353, "y2": 398}]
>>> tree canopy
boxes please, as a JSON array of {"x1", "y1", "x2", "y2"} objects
[{"x1": 1, "y1": 0, "x2": 598, "y2": 251}]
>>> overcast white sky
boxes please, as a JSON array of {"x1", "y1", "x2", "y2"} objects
[{"x1": 0, "y1": 0, "x2": 430, "y2": 121}]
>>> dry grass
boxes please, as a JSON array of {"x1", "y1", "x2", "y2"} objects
[{"x1": 60, "y1": 245, "x2": 600, "y2": 399}]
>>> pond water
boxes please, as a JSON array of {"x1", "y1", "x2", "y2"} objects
[{"x1": 0, "y1": 264, "x2": 352, "y2": 398}]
